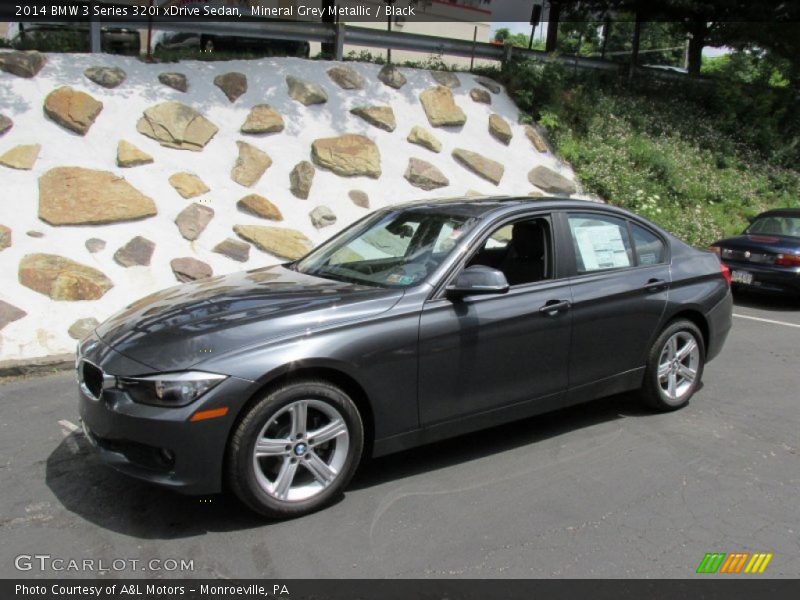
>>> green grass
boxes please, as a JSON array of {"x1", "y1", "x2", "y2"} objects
[{"x1": 488, "y1": 59, "x2": 800, "y2": 247}]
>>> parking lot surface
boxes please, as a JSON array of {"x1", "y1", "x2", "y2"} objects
[{"x1": 1, "y1": 291, "x2": 798, "y2": 578}]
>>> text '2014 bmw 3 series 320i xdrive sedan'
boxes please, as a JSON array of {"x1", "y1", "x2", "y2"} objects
[{"x1": 76, "y1": 197, "x2": 733, "y2": 518}]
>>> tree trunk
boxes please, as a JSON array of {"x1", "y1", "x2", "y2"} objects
[
  {"x1": 629, "y1": 13, "x2": 641, "y2": 82},
  {"x1": 687, "y1": 21, "x2": 706, "y2": 77},
  {"x1": 545, "y1": 1, "x2": 561, "y2": 53},
  {"x1": 601, "y1": 17, "x2": 611, "y2": 60}
]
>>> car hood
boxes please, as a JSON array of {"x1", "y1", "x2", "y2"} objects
[
  {"x1": 714, "y1": 233, "x2": 800, "y2": 255},
  {"x1": 95, "y1": 265, "x2": 404, "y2": 372}
]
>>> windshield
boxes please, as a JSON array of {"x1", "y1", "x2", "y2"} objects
[
  {"x1": 746, "y1": 215, "x2": 800, "y2": 238},
  {"x1": 295, "y1": 209, "x2": 479, "y2": 288}
]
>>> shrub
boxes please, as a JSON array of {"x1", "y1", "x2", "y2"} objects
[{"x1": 494, "y1": 58, "x2": 800, "y2": 246}]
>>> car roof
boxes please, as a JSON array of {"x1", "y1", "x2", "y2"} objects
[
  {"x1": 390, "y1": 195, "x2": 612, "y2": 218},
  {"x1": 757, "y1": 208, "x2": 800, "y2": 218}
]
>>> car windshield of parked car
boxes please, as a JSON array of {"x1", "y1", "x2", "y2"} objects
[
  {"x1": 746, "y1": 215, "x2": 800, "y2": 237},
  {"x1": 295, "y1": 209, "x2": 479, "y2": 288}
]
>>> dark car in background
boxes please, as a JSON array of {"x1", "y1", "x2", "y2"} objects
[
  {"x1": 154, "y1": 30, "x2": 309, "y2": 57},
  {"x1": 14, "y1": 23, "x2": 140, "y2": 54},
  {"x1": 711, "y1": 208, "x2": 800, "y2": 296},
  {"x1": 76, "y1": 197, "x2": 732, "y2": 518}
]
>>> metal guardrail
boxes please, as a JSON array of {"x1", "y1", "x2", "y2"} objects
[
  {"x1": 28, "y1": 18, "x2": 651, "y2": 78},
  {"x1": 344, "y1": 26, "x2": 503, "y2": 61}
]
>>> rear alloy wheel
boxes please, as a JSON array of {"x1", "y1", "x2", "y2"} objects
[
  {"x1": 641, "y1": 319, "x2": 705, "y2": 411},
  {"x1": 227, "y1": 380, "x2": 363, "y2": 518}
]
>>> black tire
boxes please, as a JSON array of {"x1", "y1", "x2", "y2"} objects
[
  {"x1": 640, "y1": 319, "x2": 705, "y2": 412},
  {"x1": 227, "y1": 380, "x2": 363, "y2": 518}
]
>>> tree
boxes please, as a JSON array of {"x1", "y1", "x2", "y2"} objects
[
  {"x1": 494, "y1": 27, "x2": 510, "y2": 42},
  {"x1": 493, "y1": 27, "x2": 539, "y2": 49}
]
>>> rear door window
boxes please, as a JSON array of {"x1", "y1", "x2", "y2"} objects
[
  {"x1": 630, "y1": 223, "x2": 666, "y2": 265},
  {"x1": 567, "y1": 213, "x2": 633, "y2": 273}
]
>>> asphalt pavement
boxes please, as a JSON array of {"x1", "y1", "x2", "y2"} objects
[{"x1": 0, "y1": 290, "x2": 798, "y2": 579}]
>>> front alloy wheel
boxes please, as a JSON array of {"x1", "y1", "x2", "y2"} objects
[
  {"x1": 641, "y1": 319, "x2": 705, "y2": 411},
  {"x1": 252, "y1": 399, "x2": 350, "y2": 502},
  {"x1": 228, "y1": 380, "x2": 363, "y2": 518}
]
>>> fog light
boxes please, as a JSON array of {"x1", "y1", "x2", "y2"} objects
[{"x1": 159, "y1": 449, "x2": 175, "y2": 467}]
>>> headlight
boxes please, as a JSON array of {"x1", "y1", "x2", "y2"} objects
[{"x1": 117, "y1": 372, "x2": 227, "y2": 407}]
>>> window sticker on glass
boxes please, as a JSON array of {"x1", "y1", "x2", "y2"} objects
[
  {"x1": 639, "y1": 253, "x2": 657, "y2": 265},
  {"x1": 573, "y1": 224, "x2": 631, "y2": 270}
]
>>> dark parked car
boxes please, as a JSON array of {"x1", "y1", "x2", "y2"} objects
[
  {"x1": 710, "y1": 208, "x2": 800, "y2": 296},
  {"x1": 15, "y1": 23, "x2": 140, "y2": 54},
  {"x1": 154, "y1": 31, "x2": 309, "y2": 57},
  {"x1": 76, "y1": 197, "x2": 733, "y2": 517}
]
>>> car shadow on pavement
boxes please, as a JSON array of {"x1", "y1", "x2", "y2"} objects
[
  {"x1": 351, "y1": 391, "x2": 650, "y2": 490},
  {"x1": 45, "y1": 435, "x2": 267, "y2": 539},
  {"x1": 45, "y1": 391, "x2": 651, "y2": 538},
  {"x1": 733, "y1": 289, "x2": 800, "y2": 312}
]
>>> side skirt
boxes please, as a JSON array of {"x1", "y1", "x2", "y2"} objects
[{"x1": 372, "y1": 367, "x2": 645, "y2": 457}]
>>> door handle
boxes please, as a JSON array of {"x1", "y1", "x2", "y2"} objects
[
  {"x1": 539, "y1": 300, "x2": 571, "y2": 316},
  {"x1": 643, "y1": 278, "x2": 667, "y2": 293}
]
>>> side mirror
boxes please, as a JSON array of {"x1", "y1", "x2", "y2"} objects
[{"x1": 446, "y1": 266, "x2": 509, "y2": 299}]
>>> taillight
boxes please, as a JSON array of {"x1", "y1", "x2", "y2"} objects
[
  {"x1": 719, "y1": 262, "x2": 732, "y2": 286},
  {"x1": 775, "y1": 253, "x2": 800, "y2": 267}
]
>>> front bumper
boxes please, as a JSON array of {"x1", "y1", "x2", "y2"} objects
[
  {"x1": 722, "y1": 259, "x2": 800, "y2": 295},
  {"x1": 77, "y1": 335, "x2": 254, "y2": 495}
]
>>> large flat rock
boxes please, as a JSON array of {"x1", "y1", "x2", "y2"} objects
[
  {"x1": 0, "y1": 300, "x2": 27, "y2": 330},
  {"x1": 214, "y1": 72, "x2": 247, "y2": 103},
  {"x1": 136, "y1": 101, "x2": 218, "y2": 151},
  {"x1": 39, "y1": 167, "x2": 157, "y2": 225},
  {"x1": 234, "y1": 225, "x2": 313, "y2": 260},
  {"x1": 84, "y1": 66, "x2": 126, "y2": 89},
  {"x1": 328, "y1": 66, "x2": 365, "y2": 90},
  {"x1": 528, "y1": 165, "x2": 577, "y2": 194},
  {"x1": 351, "y1": 106, "x2": 396, "y2": 132},
  {"x1": 113, "y1": 236, "x2": 155, "y2": 267},
  {"x1": 404, "y1": 158, "x2": 449, "y2": 191},
  {"x1": 407, "y1": 126, "x2": 442, "y2": 153},
  {"x1": 290, "y1": 161, "x2": 315, "y2": 200},
  {"x1": 452, "y1": 148, "x2": 504, "y2": 185},
  {"x1": 171, "y1": 257, "x2": 213, "y2": 282},
  {"x1": 19, "y1": 253, "x2": 113, "y2": 300},
  {"x1": 237, "y1": 194, "x2": 283, "y2": 221},
  {"x1": 0, "y1": 144, "x2": 40, "y2": 170},
  {"x1": 169, "y1": 172, "x2": 209, "y2": 199},
  {"x1": 378, "y1": 64, "x2": 406, "y2": 89},
  {"x1": 286, "y1": 76, "x2": 327, "y2": 106},
  {"x1": 117, "y1": 140, "x2": 153, "y2": 168},
  {"x1": 420, "y1": 86, "x2": 466, "y2": 128},
  {"x1": 311, "y1": 134, "x2": 381, "y2": 178},
  {"x1": 0, "y1": 51, "x2": 46, "y2": 78},
  {"x1": 241, "y1": 105, "x2": 284, "y2": 135},
  {"x1": 44, "y1": 87, "x2": 103, "y2": 136},
  {"x1": 489, "y1": 114, "x2": 513, "y2": 145},
  {"x1": 213, "y1": 238, "x2": 250, "y2": 263},
  {"x1": 175, "y1": 203, "x2": 214, "y2": 241},
  {"x1": 231, "y1": 141, "x2": 271, "y2": 187}
]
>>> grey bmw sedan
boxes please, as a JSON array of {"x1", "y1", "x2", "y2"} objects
[{"x1": 76, "y1": 197, "x2": 733, "y2": 518}]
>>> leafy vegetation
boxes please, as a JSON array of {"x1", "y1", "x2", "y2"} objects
[
  {"x1": 702, "y1": 51, "x2": 790, "y2": 89},
  {"x1": 493, "y1": 27, "x2": 545, "y2": 51},
  {"x1": 486, "y1": 58, "x2": 800, "y2": 246}
]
